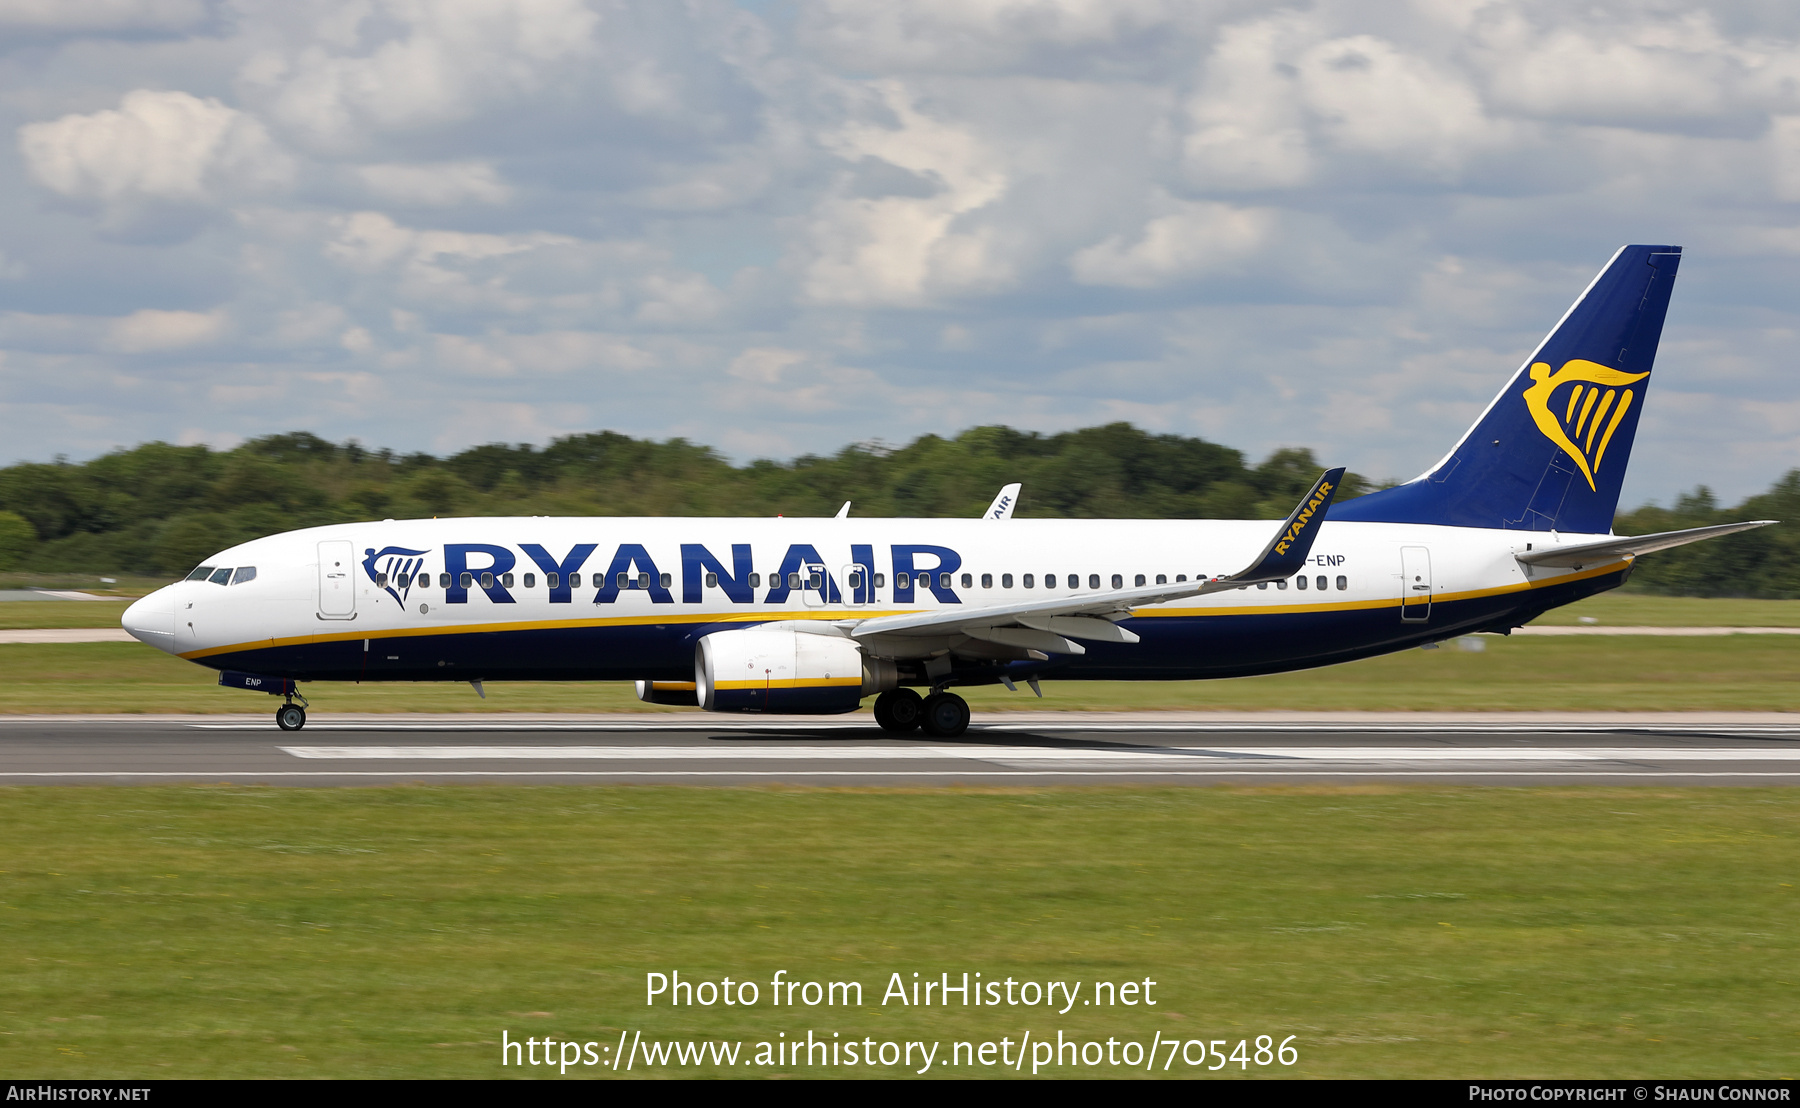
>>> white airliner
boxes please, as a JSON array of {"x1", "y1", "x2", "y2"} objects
[{"x1": 121, "y1": 245, "x2": 1770, "y2": 736}]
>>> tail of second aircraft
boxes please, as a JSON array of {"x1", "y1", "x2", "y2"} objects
[{"x1": 1331, "y1": 244, "x2": 1681, "y2": 534}]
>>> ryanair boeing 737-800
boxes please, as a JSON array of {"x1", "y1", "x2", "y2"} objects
[{"x1": 120, "y1": 245, "x2": 1771, "y2": 736}]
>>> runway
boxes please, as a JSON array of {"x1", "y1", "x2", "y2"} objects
[{"x1": 2, "y1": 714, "x2": 1799, "y2": 785}]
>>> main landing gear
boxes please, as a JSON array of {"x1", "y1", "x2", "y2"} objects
[
  {"x1": 275, "y1": 697, "x2": 308, "y2": 732},
  {"x1": 874, "y1": 688, "x2": 970, "y2": 738}
]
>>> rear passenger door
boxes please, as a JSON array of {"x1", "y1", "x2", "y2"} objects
[{"x1": 1400, "y1": 545, "x2": 1431, "y2": 622}]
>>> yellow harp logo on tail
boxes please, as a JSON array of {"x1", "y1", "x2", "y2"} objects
[{"x1": 1521, "y1": 359, "x2": 1649, "y2": 492}]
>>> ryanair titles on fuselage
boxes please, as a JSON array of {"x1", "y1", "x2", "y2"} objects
[{"x1": 363, "y1": 540, "x2": 969, "y2": 609}]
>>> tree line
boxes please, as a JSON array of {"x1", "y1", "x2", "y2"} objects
[{"x1": 0, "y1": 424, "x2": 1790, "y2": 597}]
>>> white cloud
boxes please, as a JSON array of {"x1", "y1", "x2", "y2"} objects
[
  {"x1": 356, "y1": 161, "x2": 511, "y2": 206},
  {"x1": 0, "y1": 0, "x2": 206, "y2": 31},
  {"x1": 5, "y1": 0, "x2": 1800, "y2": 505},
  {"x1": 1069, "y1": 200, "x2": 1276, "y2": 288},
  {"x1": 800, "y1": 83, "x2": 1013, "y2": 306},
  {"x1": 17, "y1": 89, "x2": 289, "y2": 210}
]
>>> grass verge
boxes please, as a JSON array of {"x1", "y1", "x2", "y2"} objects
[
  {"x1": 0, "y1": 785, "x2": 1794, "y2": 1079},
  {"x1": 1, "y1": 635, "x2": 1794, "y2": 714}
]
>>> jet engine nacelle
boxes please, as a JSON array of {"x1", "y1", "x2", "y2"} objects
[{"x1": 696, "y1": 628, "x2": 896, "y2": 714}]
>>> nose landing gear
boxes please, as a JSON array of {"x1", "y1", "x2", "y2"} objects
[{"x1": 276, "y1": 702, "x2": 307, "y2": 732}]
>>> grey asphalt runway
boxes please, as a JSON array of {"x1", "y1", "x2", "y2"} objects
[{"x1": 3, "y1": 715, "x2": 1799, "y2": 785}]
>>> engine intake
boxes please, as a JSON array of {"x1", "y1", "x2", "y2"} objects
[{"x1": 696, "y1": 628, "x2": 895, "y2": 714}]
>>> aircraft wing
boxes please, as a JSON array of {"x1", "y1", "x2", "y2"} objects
[
  {"x1": 1515, "y1": 520, "x2": 1776, "y2": 568},
  {"x1": 983, "y1": 483, "x2": 1021, "y2": 520},
  {"x1": 851, "y1": 469, "x2": 1346, "y2": 654}
]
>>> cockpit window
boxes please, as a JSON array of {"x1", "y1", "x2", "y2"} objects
[
  {"x1": 231, "y1": 566, "x2": 257, "y2": 585},
  {"x1": 186, "y1": 566, "x2": 214, "y2": 581},
  {"x1": 208, "y1": 567, "x2": 233, "y2": 585}
]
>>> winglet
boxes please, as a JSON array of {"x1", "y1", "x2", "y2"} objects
[
  {"x1": 1214, "y1": 468, "x2": 1345, "y2": 588},
  {"x1": 983, "y1": 483, "x2": 1021, "y2": 520}
]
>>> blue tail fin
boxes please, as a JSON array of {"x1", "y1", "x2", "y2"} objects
[{"x1": 1331, "y1": 245, "x2": 1681, "y2": 533}]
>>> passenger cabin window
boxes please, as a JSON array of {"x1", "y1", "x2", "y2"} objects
[
  {"x1": 209, "y1": 567, "x2": 232, "y2": 585},
  {"x1": 1175, "y1": 574, "x2": 1186, "y2": 582},
  {"x1": 569, "y1": 573, "x2": 581, "y2": 588},
  {"x1": 1112, "y1": 574, "x2": 1123, "y2": 589},
  {"x1": 748, "y1": 572, "x2": 762, "y2": 588},
  {"x1": 1258, "y1": 582, "x2": 1268, "y2": 590},
  {"x1": 439, "y1": 573, "x2": 451, "y2": 588},
  {"x1": 1155, "y1": 574, "x2": 1166, "y2": 585},
  {"x1": 1001, "y1": 573, "x2": 1013, "y2": 588},
  {"x1": 375, "y1": 573, "x2": 389, "y2": 588},
  {"x1": 660, "y1": 572, "x2": 672, "y2": 588},
  {"x1": 1088, "y1": 574, "x2": 1100, "y2": 590},
  {"x1": 847, "y1": 571, "x2": 862, "y2": 589},
  {"x1": 1070, "y1": 574, "x2": 1082, "y2": 589},
  {"x1": 1023, "y1": 573, "x2": 1034, "y2": 588},
  {"x1": 788, "y1": 572, "x2": 801, "y2": 589},
  {"x1": 1275, "y1": 579, "x2": 1287, "y2": 590},
  {"x1": 874, "y1": 573, "x2": 885, "y2": 588},
  {"x1": 1135, "y1": 574, "x2": 1146, "y2": 587},
  {"x1": 523, "y1": 573, "x2": 536, "y2": 588},
  {"x1": 1295, "y1": 575, "x2": 1307, "y2": 590},
  {"x1": 962, "y1": 573, "x2": 973, "y2": 588},
  {"x1": 460, "y1": 572, "x2": 474, "y2": 589},
  {"x1": 1336, "y1": 575, "x2": 1348, "y2": 591},
  {"x1": 232, "y1": 567, "x2": 257, "y2": 585},
  {"x1": 705, "y1": 572, "x2": 719, "y2": 588},
  {"x1": 940, "y1": 573, "x2": 952, "y2": 589},
  {"x1": 186, "y1": 566, "x2": 214, "y2": 581},
  {"x1": 502, "y1": 572, "x2": 515, "y2": 588},
  {"x1": 981, "y1": 573, "x2": 992, "y2": 588},
  {"x1": 1316, "y1": 575, "x2": 1327, "y2": 591},
  {"x1": 480, "y1": 572, "x2": 494, "y2": 589},
  {"x1": 896, "y1": 572, "x2": 910, "y2": 590}
]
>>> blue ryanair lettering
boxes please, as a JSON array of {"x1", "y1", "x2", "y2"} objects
[
  {"x1": 521, "y1": 543, "x2": 597, "y2": 604},
  {"x1": 764, "y1": 544, "x2": 841, "y2": 604},
  {"x1": 593, "y1": 544, "x2": 673, "y2": 604},
  {"x1": 444, "y1": 544, "x2": 517, "y2": 605},
  {"x1": 682, "y1": 543, "x2": 754, "y2": 604},
  {"x1": 851, "y1": 543, "x2": 875, "y2": 603},
  {"x1": 891, "y1": 545, "x2": 961, "y2": 604}
]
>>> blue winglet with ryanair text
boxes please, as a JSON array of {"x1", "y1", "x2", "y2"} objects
[{"x1": 1218, "y1": 467, "x2": 1346, "y2": 588}]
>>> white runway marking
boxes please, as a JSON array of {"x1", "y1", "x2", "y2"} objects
[
  {"x1": 191, "y1": 720, "x2": 1800, "y2": 736},
  {"x1": 277, "y1": 744, "x2": 1800, "y2": 764}
]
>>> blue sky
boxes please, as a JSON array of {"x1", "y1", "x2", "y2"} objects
[{"x1": 2, "y1": 0, "x2": 1799, "y2": 506}]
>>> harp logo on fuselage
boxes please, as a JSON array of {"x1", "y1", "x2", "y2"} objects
[{"x1": 1522, "y1": 359, "x2": 1649, "y2": 492}]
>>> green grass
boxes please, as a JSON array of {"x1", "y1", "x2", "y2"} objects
[
  {"x1": 0, "y1": 601, "x2": 130, "y2": 630},
  {"x1": 2, "y1": 636, "x2": 1795, "y2": 715},
  {"x1": 1539, "y1": 594, "x2": 1800, "y2": 626},
  {"x1": 0, "y1": 786, "x2": 1794, "y2": 1079}
]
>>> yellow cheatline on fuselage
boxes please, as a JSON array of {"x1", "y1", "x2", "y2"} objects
[{"x1": 1522, "y1": 359, "x2": 1649, "y2": 491}]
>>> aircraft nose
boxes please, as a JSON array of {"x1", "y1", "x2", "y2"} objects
[{"x1": 122, "y1": 588, "x2": 177, "y2": 653}]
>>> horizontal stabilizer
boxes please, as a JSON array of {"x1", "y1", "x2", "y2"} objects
[{"x1": 1516, "y1": 520, "x2": 1776, "y2": 568}]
